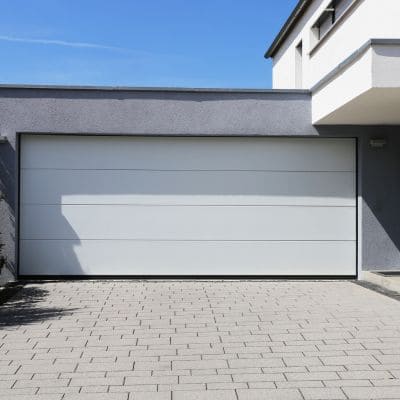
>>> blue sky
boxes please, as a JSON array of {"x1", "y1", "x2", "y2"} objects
[{"x1": 0, "y1": 0, "x2": 297, "y2": 88}]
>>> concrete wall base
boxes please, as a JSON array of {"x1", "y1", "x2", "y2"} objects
[{"x1": 361, "y1": 271, "x2": 400, "y2": 293}]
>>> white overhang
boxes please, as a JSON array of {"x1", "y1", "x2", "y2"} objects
[{"x1": 312, "y1": 39, "x2": 400, "y2": 125}]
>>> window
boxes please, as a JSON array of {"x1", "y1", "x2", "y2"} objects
[
  {"x1": 295, "y1": 41, "x2": 303, "y2": 89},
  {"x1": 310, "y1": 0, "x2": 354, "y2": 47}
]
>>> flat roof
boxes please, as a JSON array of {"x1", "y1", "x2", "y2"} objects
[
  {"x1": 0, "y1": 83, "x2": 309, "y2": 94},
  {"x1": 265, "y1": 0, "x2": 312, "y2": 59}
]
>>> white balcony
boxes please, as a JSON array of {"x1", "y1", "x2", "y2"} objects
[{"x1": 312, "y1": 39, "x2": 400, "y2": 125}]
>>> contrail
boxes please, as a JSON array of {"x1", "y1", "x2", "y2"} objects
[{"x1": 0, "y1": 35, "x2": 128, "y2": 52}]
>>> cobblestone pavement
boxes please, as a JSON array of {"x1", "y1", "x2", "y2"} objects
[{"x1": 1, "y1": 280, "x2": 400, "y2": 399}]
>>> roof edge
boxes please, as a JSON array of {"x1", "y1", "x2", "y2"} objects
[
  {"x1": 0, "y1": 83, "x2": 310, "y2": 94},
  {"x1": 265, "y1": 0, "x2": 312, "y2": 59}
]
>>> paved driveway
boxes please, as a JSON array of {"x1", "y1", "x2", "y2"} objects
[{"x1": 1, "y1": 281, "x2": 400, "y2": 400}]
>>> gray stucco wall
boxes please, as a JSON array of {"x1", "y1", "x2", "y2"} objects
[
  {"x1": 360, "y1": 132, "x2": 400, "y2": 271},
  {"x1": 0, "y1": 86, "x2": 398, "y2": 281},
  {"x1": 360, "y1": 131, "x2": 400, "y2": 270}
]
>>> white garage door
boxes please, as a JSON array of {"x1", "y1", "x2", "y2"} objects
[{"x1": 20, "y1": 135, "x2": 356, "y2": 276}]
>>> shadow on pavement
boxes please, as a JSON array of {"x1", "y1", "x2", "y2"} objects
[
  {"x1": 0, "y1": 284, "x2": 76, "y2": 327},
  {"x1": 354, "y1": 280, "x2": 400, "y2": 302}
]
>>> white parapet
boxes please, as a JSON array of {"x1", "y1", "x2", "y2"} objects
[{"x1": 312, "y1": 40, "x2": 400, "y2": 125}]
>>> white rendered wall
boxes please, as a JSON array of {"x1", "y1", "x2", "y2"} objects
[
  {"x1": 372, "y1": 44, "x2": 400, "y2": 88},
  {"x1": 272, "y1": 0, "x2": 400, "y2": 89}
]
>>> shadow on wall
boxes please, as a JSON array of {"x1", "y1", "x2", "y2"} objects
[
  {"x1": 0, "y1": 141, "x2": 16, "y2": 283},
  {"x1": 0, "y1": 285, "x2": 76, "y2": 327}
]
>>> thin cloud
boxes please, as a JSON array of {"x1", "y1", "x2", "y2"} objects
[{"x1": 0, "y1": 35, "x2": 128, "y2": 52}]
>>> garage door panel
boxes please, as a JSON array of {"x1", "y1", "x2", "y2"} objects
[
  {"x1": 21, "y1": 169, "x2": 356, "y2": 207},
  {"x1": 20, "y1": 135, "x2": 356, "y2": 276},
  {"x1": 21, "y1": 205, "x2": 356, "y2": 241},
  {"x1": 19, "y1": 240, "x2": 356, "y2": 276},
  {"x1": 21, "y1": 136, "x2": 355, "y2": 172}
]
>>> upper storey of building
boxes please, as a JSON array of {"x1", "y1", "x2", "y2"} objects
[{"x1": 265, "y1": 0, "x2": 400, "y2": 124}]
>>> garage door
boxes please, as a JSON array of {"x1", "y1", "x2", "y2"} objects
[{"x1": 19, "y1": 135, "x2": 356, "y2": 276}]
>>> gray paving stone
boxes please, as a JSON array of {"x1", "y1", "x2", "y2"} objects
[
  {"x1": 180, "y1": 375, "x2": 232, "y2": 384},
  {"x1": 276, "y1": 380, "x2": 324, "y2": 388},
  {"x1": 246, "y1": 381, "x2": 276, "y2": 388},
  {"x1": 173, "y1": 390, "x2": 236, "y2": 399},
  {"x1": 64, "y1": 394, "x2": 128, "y2": 400},
  {"x1": 375, "y1": 355, "x2": 400, "y2": 364},
  {"x1": 191, "y1": 369, "x2": 218, "y2": 376},
  {"x1": 110, "y1": 384, "x2": 157, "y2": 392},
  {"x1": 286, "y1": 372, "x2": 340, "y2": 381},
  {"x1": 173, "y1": 360, "x2": 228, "y2": 370},
  {"x1": 70, "y1": 377, "x2": 124, "y2": 386},
  {"x1": 0, "y1": 387, "x2": 38, "y2": 396},
  {"x1": 232, "y1": 373, "x2": 285, "y2": 382},
  {"x1": 301, "y1": 387, "x2": 347, "y2": 399},
  {"x1": 76, "y1": 362, "x2": 134, "y2": 372},
  {"x1": 159, "y1": 383, "x2": 206, "y2": 391},
  {"x1": 129, "y1": 393, "x2": 171, "y2": 400},
  {"x1": 371, "y1": 379, "x2": 400, "y2": 386},
  {"x1": 343, "y1": 386, "x2": 400, "y2": 399},
  {"x1": 207, "y1": 382, "x2": 248, "y2": 389},
  {"x1": 19, "y1": 362, "x2": 77, "y2": 374},
  {"x1": 236, "y1": 388, "x2": 303, "y2": 400},
  {"x1": 324, "y1": 379, "x2": 372, "y2": 387},
  {"x1": 79, "y1": 386, "x2": 109, "y2": 393},
  {"x1": 320, "y1": 355, "x2": 379, "y2": 365},
  {"x1": 125, "y1": 376, "x2": 178, "y2": 385},
  {"x1": 13, "y1": 378, "x2": 70, "y2": 388},
  {"x1": 338, "y1": 370, "x2": 392, "y2": 380},
  {"x1": 228, "y1": 358, "x2": 284, "y2": 368},
  {"x1": 284, "y1": 357, "x2": 322, "y2": 366},
  {"x1": 38, "y1": 386, "x2": 81, "y2": 394}
]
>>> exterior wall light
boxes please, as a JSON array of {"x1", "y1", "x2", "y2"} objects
[
  {"x1": 0, "y1": 136, "x2": 7, "y2": 143},
  {"x1": 369, "y1": 138, "x2": 387, "y2": 149}
]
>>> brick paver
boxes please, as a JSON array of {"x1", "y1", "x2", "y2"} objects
[{"x1": 1, "y1": 280, "x2": 400, "y2": 399}]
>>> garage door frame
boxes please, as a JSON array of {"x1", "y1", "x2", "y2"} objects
[{"x1": 16, "y1": 132, "x2": 358, "y2": 280}]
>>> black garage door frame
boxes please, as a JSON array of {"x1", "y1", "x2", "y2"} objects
[{"x1": 16, "y1": 132, "x2": 359, "y2": 280}]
